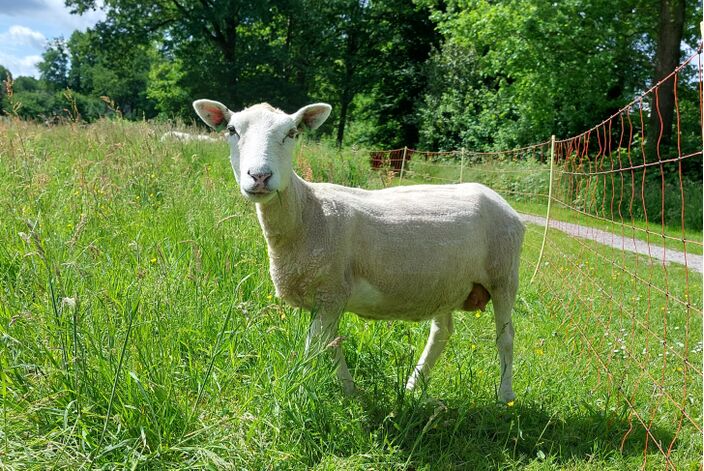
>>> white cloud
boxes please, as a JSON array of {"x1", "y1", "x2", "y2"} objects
[
  {"x1": 2, "y1": 25, "x2": 47, "y2": 49},
  {"x1": 0, "y1": 52, "x2": 42, "y2": 77},
  {"x1": 0, "y1": 0, "x2": 107, "y2": 33},
  {"x1": 0, "y1": 0, "x2": 106, "y2": 78},
  {"x1": 0, "y1": 25, "x2": 47, "y2": 77},
  {"x1": 46, "y1": 0, "x2": 106, "y2": 32}
]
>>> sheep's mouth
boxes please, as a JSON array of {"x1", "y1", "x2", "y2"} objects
[
  {"x1": 242, "y1": 189, "x2": 275, "y2": 203},
  {"x1": 244, "y1": 189, "x2": 271, "y2": 196}
]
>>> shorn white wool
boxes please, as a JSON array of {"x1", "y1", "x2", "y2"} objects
[
  {"x1": 193, "y1": 99, "x2": 525, "y2": 402},
  {"x1": 160, "y1": 130, "x2": 221, "y2": 143}
]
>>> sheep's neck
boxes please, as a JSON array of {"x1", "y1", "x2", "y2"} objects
[{"x1": 255, "y1": 172, "x2": 308, "y2": 249}]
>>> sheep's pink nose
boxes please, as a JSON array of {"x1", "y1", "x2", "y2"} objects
[{"x1": 247, "y1": 170, "x2": 272, "y2": 186}]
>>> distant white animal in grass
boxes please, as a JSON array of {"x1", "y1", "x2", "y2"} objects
[
  {"x1": 193, "y1": 99, "x2": 525, "y2": 402},
  {"x1": 160, "y1": 130, "x2": 221, "y2": 142}
]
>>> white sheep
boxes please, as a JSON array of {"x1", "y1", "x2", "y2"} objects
[
  {"x1": 160, "y1": 130, "x2": 221, "y2": 143},
  {"x1": 193, "y1": 99, "x2": 525, "y2": 402}
]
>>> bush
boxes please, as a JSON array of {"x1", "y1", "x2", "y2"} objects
[{"x1": 558, "y1": 168, "x2": 703, "y2": 231}]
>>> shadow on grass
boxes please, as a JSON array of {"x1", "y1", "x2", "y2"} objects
[{"x1": 355, "y1": 391, "x2": 674, "y2": 469}]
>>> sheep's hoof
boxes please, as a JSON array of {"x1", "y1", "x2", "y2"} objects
[
  {"x1": 405, "y1": 378, "x2": 419, "y2": 392},
  {"x1": 341, "y1": 380, "x2": 358, "y2": 396},
  {"x1": 405, "y1": 377, "x2": 430, "y2": 394},
  {"x1": 498, "y1": 389, "x2": 516, "y2": 404}
]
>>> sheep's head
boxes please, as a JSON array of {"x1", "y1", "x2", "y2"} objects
[{"x1": 193, "y1": 100, "x2": 331, "y2": 204}]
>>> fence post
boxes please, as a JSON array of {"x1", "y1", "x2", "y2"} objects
[
  {"x1": 530, "y1": 135, "x2": 556, "y2": 285},
  {"x1": 399, "y1": 146, "x2": 408, "y2": 182},
  {"x1": 459, "y1": 148, "x2": 465, "y2": 183}
]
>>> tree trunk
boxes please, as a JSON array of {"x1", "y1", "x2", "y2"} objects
[
  {"x1": 336, "y1": 87, "x2": 351, "y2": 147},
  {"x1": 336, "y1": 22, "x2": 360, "y2": 148},
  {"x1": 647, "y1": 0, "x2": 685, "y2": 160}
]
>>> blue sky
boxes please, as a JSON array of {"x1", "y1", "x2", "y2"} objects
[{"x1": 0, "y1": 0, "x2": 105, "y2": 77}]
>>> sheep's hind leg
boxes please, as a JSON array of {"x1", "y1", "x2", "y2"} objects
[
  {"x1": 405, "y1": 312, "x2": 453, "y2": 391},
  {"x1": 491, "y1": 287, "x2": 517, "y2": 403},
  {"x1": 305, "y1": 309, "x2": 356, "y2": 395}
]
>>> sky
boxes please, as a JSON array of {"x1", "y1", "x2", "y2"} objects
[{"x1": 0, "y1": 0, "x2": 105, "y2": 78}]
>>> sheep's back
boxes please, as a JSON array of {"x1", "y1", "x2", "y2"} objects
[{"x1": 308, "y1": 182, "x2": 523, "y2": 320}]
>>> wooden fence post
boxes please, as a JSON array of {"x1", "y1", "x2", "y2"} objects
[
  {"x1": 530, "y1": 135, "x2": 556, "y2": 284},
  {"x1": 459, "y1": 148, "x2": 465, "y2": 183},
  {"x1": 399, "y1": 146, "x2": 408, "y2": 182}
]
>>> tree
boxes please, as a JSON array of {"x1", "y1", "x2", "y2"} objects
[
  {"x1": 0, "y1": 64, "x2": 11, "y2": 115},
  {"x1": 646, "y1": 0, "x2": 686, "y2": 159},
  {"x1": 65, "y1": 0, "x2": 382, "y2": 143},
  {"x1": 12, "y1": 76, "x2": 41, "y2": 93},
  {"x1": 418, "y1": 0, "x2": 658, "y2": 150},
  {"x1": 66, "y1": 29, "x2": 157, "y2": 118},
  {"x1": 66, "y1": 0, "x2": 277, "y2": 109},
  {"x1": 316, "y1": 0, "x2": 375, "y2": 146},
  {"x1": 348, "y1": 0, "x2": 439, "y2": 148},
  {"x1": 147, "y1": 52, "x2": 190, "y2": 117},
  {"x1": 291, "y1": 0, "x2": 437, "y2": 147},
  {"x1": 38, "y1": 38, "x2": 69, "y2": 90}
]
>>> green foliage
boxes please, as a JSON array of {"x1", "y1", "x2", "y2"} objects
[
  {"x1": 147, "y1": 55, "x2": 190, "y2": 118},
  {"x1": 12, "y1": 76, "x2": 41, "y2": 92},
  {"x1": 346, "y1": 0, "x2": 439, "y2": 148},
  {"x1": 418, "y1": 0, "x2": 660, "y2": 150},
  {"x1": 0, "y1": 65, "x2": 10, "y2": 115},
  {"x1": 0, "y1": 65, "x2": 10, "y2": 84},
  {"x1": 64, "y1": 0, "x2": 436, "y2": 145},
  {"x1": 66, "y1": 29, "x2": 156, "y2": 118},
  {"x1": 418, "y1": 42, "x2": 497, "y2": 151},
  {"x1": 10, "y1": 89, "x2": 57, "y2": 119},
  {"x1": 560, "y1": 168, "x2": 704, "y2": 231},
  {"x1": 3, "y1": 0, "x2": 702, "y2": 162},
  {"x1": 38, "y1": 38, "x2": 70, "y2": 90}
]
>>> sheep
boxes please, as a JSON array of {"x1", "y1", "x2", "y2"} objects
[
  {"x1": 160, "y1": 130, "x2": 221, "y2": 143},
  {"x1": 193, "y1": 99, "x2": 525, "y2": 402}
]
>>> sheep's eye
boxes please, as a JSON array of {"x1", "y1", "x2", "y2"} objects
[
  {"x1": 286, "y1": 128, "x2": 297, "y2": 139},
  {"x1": 227, "y1": 125, "x2": 239, "y2": 137}
]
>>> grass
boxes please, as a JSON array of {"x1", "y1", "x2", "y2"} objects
[{"x1": 0, "y1": 119, "x2": 701, "y2": 469}]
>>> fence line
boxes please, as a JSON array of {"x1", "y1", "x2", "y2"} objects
[{"x1": 362, "y1": 43, "x2": 703, "y2": 469}]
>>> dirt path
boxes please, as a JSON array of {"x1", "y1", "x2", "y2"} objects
[{"x1": 520, "y1": 213, "x2": 703, "y2": 274}]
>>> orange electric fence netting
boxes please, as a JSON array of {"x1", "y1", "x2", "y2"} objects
[{"x1": 366, "y1": 47, "x2": 703, "y2": 469}]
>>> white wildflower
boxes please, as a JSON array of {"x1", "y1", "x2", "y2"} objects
[{"x1": 61, "y1": 297, "x2": 76, "y2": 308}]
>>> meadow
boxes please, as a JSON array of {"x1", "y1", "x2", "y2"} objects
[{"x1": 0, "y1": 119, "x2": 701, "y2": 469}]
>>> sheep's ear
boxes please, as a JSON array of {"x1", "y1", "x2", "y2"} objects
[
  {"x1": 193, "y1": 99, "x2": 231, "y2": 130},
  {"x1": 292, "y1": 103, "x2": 331, "y2": 131}
]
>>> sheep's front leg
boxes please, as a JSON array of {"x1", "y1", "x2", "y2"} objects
[
  {"x1": 305, "y1": 309, "x2": 356, "y2": 395},
  {"x1": 406, "y1": 312, "x2": 453, "y2": 390}
]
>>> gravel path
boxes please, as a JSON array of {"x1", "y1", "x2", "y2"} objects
[{"x1": 520, "y1": 213, "x2": 703, "y2": 274}]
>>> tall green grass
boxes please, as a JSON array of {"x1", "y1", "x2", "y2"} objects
[{"x1": 0, "y1": 120, "x2": 701, "y2": 469}]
